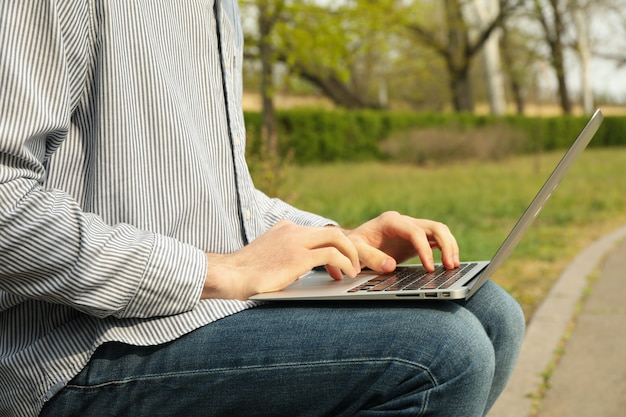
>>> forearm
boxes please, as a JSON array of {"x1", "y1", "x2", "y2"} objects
[
  {"x1": 0, "y1": 3, "x2": 208, "y2": 319},
  {"x1": 0, "y1": 180, "x2": 206, "y2": 319}
]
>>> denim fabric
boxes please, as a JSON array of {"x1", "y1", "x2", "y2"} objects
[{"x1": 40, "y1": 280, "x2": 524, "y2": 417}]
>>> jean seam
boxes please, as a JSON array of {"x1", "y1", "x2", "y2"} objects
[{"x1": 66, "y1": 357, "x2": 438, "y2": 390}]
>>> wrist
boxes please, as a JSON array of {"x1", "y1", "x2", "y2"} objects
[{"x1": 202, "y1": 253, "x2": 247, "y2": 300}]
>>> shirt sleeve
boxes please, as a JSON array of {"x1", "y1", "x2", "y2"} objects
[
  {"x1": 253, "y1": 189, "x2": 339, "y2": 230},
  {"x1": 0, "y1": 1, "x2": 206, "y2": 320}
]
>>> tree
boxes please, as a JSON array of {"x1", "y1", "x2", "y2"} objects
[
  {"x1": 473, "y1": 0, "x2": 507, "y2": 114},
  {"x1": 594, "y1": 0, "x2": 626, "y2": 67},
  {"x1": 573, "y1": 3, "x2": 593, "y2": 114},
  {"x1": 573, "y1": 0, "x2": 626, "y2": 108},
  {"x1": 499, "y1": 18, "x2": 537, "y2": 114},
  {"x1": 258, "y1": 1, "x2": 284, "y2": 157},
  {"x1": 241, "y1": 0, "x2": 286, "y2": 157},
  {"x1": 273, "y1": 0, "x2": 399, "y2": 109},
  {"x1": 405, "y1": 0, "x2": 521, "y2": 113},
  {"x1": 243, "y1": 1, "x2": 391, "y2": 111},
  {"x1": 532, "y1": 0, "x2": 572, "y2": 114}
]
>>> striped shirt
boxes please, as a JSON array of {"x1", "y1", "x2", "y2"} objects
[{"x1": 0, "y1": 2, "x2": 333, "y2": 416}]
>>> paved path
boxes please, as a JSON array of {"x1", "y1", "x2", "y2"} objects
[
  {"x1": 537, "y1": 235, "x2": 626, "y2": 416},
  {"x1": 488, "y1": 224, "x2": 626, "y2": 417}
]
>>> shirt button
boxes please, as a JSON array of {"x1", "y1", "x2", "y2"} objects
[
  {"x1": 245, "y1": 209, "x2": 251, "y2": 221},
  {"x1": 233, "y1": 136, "x2": 241, "y2": 146}
]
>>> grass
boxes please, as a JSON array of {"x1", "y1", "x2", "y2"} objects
[{"x1": 253, "y1": 147, "x2": 626, "y2": 321}]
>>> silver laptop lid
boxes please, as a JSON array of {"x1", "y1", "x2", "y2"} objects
[{"x1": 467, "y1": 109, "x2": 604, "y2": 298}]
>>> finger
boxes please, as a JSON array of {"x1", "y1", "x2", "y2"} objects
[
  {"x1": 312, "y1": 247, "x2": 359, "y2": 278},
  {"x1": 306, "y1": 227, "x2": 361, "y2": 272},
  {"x1": 391, "y1": 217, "x2": 460, "y2": 270},
  {"x1": 421, "y1": 221, "x2": 460, "y2": 269},
  {"x1": 272, "y1": 222, "x2": 361, "y2": 273},
  {"x1": 375, "y1": 214, "x2": 437, "y2": 271},
  {"x1": 406, "y1": 226, "x2": 436, "y2": 271},
  {"x1": 351, "y1": 236, "x2": 397, "y2": 273},
  {"x1": 325, "y1": 264, "x2": 344, "y2": 280}
]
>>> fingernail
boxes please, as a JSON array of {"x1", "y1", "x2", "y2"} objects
[{"x1": 381, "y1": 258, "x2": 393, "y2": 272}]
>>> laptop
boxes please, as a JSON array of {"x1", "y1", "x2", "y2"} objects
[{"x1": 251, "y1": 109, "x2": 604, "y2": 302}]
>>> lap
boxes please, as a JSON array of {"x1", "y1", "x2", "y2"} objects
[{"x1": 41, "y1": 280, "x2": 523, "y2": 417}]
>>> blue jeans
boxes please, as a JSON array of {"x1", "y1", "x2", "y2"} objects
[{"x1": 40, "y1": 280, "x2": 524, "y2": 417}]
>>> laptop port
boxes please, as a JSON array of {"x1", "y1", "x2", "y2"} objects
[{"x1": 425, "y1": 292, "x2": 437, "y2": 298}]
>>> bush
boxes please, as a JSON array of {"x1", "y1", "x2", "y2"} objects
[
  {"x1": 244, "y1": 110, "x2": 626, "y2": 164},
  {"x1": 380, "y1": 124, "x2": 528, "y2": 166}
]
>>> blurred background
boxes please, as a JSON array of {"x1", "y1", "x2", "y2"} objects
[
  {"x1": 236, "y1": 3, "x2": 626, "y2": 414},
  {"x1": 235, "y1": 0, "x2": 626, "y2": 320},
  {"x1": 239, "y1": 0, "x2": 626, "y2": 117}
]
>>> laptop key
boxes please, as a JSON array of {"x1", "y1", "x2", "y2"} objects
[
  {"x1": 347, "y1": 263, "x2": 475, "y2": 293},
  {"x1": 436, "y1": 263, "x2": 477, "y2": 289}
]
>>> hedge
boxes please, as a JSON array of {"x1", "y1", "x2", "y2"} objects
[{"x1": 244, "y1": 109, "x2": 626, "y2": 164}]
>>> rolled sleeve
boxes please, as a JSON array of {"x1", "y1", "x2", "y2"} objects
[{"x1": 120, "y1": 234, "x2": 207, "y2": 319}]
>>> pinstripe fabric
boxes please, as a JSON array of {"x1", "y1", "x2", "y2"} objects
[{"x1": 0, "y1": 1, "x2": 334, "y2": 416}]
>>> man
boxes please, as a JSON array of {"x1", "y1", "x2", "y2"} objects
[{"x1": 0, "y1": 1, "x2": 524, "y2": 416}]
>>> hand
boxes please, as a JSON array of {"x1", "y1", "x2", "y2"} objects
[
  {"x1": 202, "y1": 220, "x2": 361, "y2": 300},
  {"x1": 328, "y1": 211, "x2": 460, "y2": 277}
]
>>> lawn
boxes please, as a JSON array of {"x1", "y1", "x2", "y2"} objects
[{"x1": 253, "y1": 147, "x2": 626, "y2": 321}]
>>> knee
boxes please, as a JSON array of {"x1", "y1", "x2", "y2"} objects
[
  {"x1": 428, "y1": 307, "x2": 497, "y2": 386},
  {"x1": 455, "y1": 313, "x2": 497, "y2": 380},
  {"x1": 416, "y1": 308, "x2": 496, "y2": 412},
  {"x1": 476, "y1": 281, "x2": 526, "y2": 352},
  {"x1": 501, "y1": 294, "x2": 526, "y2": 349}
]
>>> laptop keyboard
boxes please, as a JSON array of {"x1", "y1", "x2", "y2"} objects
[{"x1": 347, "y1": 263, "x2": 476, "y2": 293}]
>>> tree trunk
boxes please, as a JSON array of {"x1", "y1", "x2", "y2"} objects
[
  {"x1": 449, "y1": 67, "x2": 475, "y2": 112},
  {"x1": 500, "y1": 25, "x2": 525, "y2": 114},
  {"x1": 552, "y1": 43, "x2": 572, "y2": 114},
  {"x1": 474, "y1": 0, "x2": 507, "y2": 115},
  {"x1": 483, "y1": 29, "x2": 507, "y2": 114},
  {"x1": 574, "y1": 8, "x2": 594, "y2": 114},
  {"x1": 445, "y1": 0, "x2": 474, "y2": 112},
  {"x1": 257, "y1": 4, "x2": 279, "y2": 157},
  {"x1": 546, "y1": 0, "x2": 572, "y2": 114}
]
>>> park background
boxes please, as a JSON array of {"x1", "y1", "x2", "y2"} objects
[
  {"x1": 238, "y1": 2, "x2": 626, "y2": 413},
  {"x1": 233, "y1": 0, "x2": 626, "y2": 417}
]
